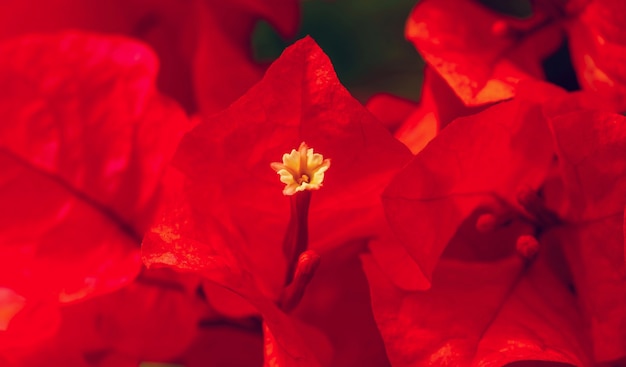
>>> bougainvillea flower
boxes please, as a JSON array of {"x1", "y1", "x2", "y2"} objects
[
  {"x1": 406, "y1": 0, "x2": 563, "y2": 106},
  {"x1": 0, "y1": 32, "x2": 188, "y2": 308},
  {"x1": 143, "y1": 36, "x2": 411, "y2": 365},
  {"x1": 382, "y1": 97, "x2": 554, "y2": 283},
  {"x1": 0, "y1": 0, "x2": 300, "y2": 114}
]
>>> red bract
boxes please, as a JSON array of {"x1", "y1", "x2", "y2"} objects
[
  {"x1": 0, "y1": 0, "x2": 300, "y2": 114},
  {"x1": 397, "y1": 67, "x2": 490, "y2": 154},
  {"x1": 407, "y1": 0, "x2": 626, "y2": 106},
  {"x1": 543, "y1": 106, "x2": 626, "y2": 362},
  {"x1": 363, "y1": 250, "x2": 591, "y2": 367},
  {"x1": 377, "y1": 86, "x2": 626, "y2": 364},
  {"x1": 365, "y1": 92, "x2": 437, "y2": 155},
  {"x1": 2, "y1": 269, "x2": 206, "y2": 366},
  {"x1": 366, "y1": 67, "x2": 489, "y2": 155},
  {"x1": 192, "y1": 0, "x2": 299, "y2": 115},
  {"x1": 293, "y1": 242, "x2": 391, "y2": 367},
  {"x1": 406, "y1": 0, "x2": 562, "y2": 106},
  {"x1": 365, "y1": 93, "x2": 417, "y2": 133},
  {"x1": 0, "y1": 32, "x2": 188, "y2": 309},
  {"x1": 143, "y1": 36, "x2": 411, "y2": 366},
  {"x1": 382, "y1": 98, "x2": 554, "y2": 283},
  {"x1": 568, "y1": 0, "x2": 626, "y2": 95}
]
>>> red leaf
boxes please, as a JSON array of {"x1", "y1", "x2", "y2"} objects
[
  {"x1": 382, "y1": 98, "x2": 554, "y2": 282},
  {"x1": 0, "y1": 32, "x2": 188, "y2": 302}
]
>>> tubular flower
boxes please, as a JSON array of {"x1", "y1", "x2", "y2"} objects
[{"x1": 271, "y1": 142, "x2": 331, "y2": 195}]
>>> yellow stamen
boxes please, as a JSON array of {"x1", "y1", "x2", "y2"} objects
[{"x1": 271, "y1": 142, "x2": 331, "y2": 195}]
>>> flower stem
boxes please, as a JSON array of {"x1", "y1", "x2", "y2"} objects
[{"x1": 283, "y1": 190, "x2": 311, "y2": 286}]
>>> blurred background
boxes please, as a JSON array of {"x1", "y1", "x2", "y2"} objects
[{"x1": 253, "y1": 0, "x2": 424, "y2": 101}]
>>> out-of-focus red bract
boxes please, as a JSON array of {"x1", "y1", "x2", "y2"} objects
[
  {"x1": 0, "y1": 0, "x2": 300, "y2": 114},
  {"x1": 0, "y1": 32, "x2": 188, "y2": 308}
]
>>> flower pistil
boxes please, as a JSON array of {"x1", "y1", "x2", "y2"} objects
[{"x1": 270, "y1": 142, "x2": 331, "y2": 195}]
